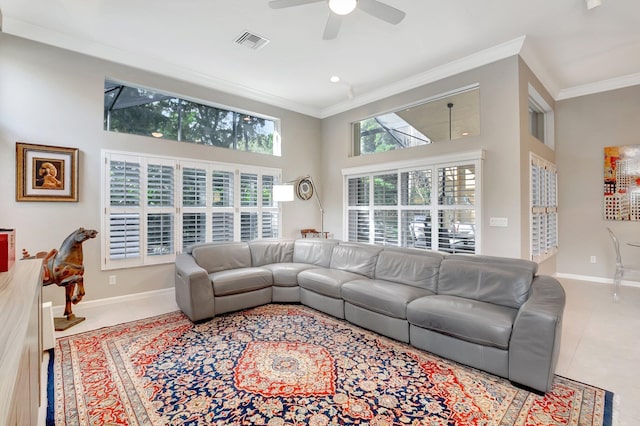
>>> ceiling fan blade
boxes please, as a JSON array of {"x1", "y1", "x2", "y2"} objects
[
  {"x1": 268, "y1": 0, "x2": 324, "y2": 9},
  {"x1": 323, "y1": 13, "x2": 343, "y2": 40},
  {"x1": 357, "y1": 0, "x2": 406, "y2": 25}
]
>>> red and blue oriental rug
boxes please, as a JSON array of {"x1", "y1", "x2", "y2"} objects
[{"x1": 52, "y1": 304, "x2": 612, "y2": 425}]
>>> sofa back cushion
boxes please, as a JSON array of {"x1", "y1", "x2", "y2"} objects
[
  {"x1": 330, "y1": 243, "x2": 383, "y2": 279},
  {"x1": 437, "y1": 254, "x2": 538, "y2": 309},
  {"x1": 375, "y1": 248, "x2": 444, "y2": 291},
  {"x1": 191, "y1": 242, "x2": 251, "y2": 273},
  {"x1": 293, "y1": 239, "x2": 339, "y2": 267},
  {"x1": 249, "y1": 240, "x2": 295, "y2": 266}
]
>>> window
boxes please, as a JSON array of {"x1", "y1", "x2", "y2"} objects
[
  {"x1": 528, "y1": 84, "x2": 555, "y2": 149},
  {"x1": 104, "y1": 80, "x2": 281, "y2": 156},
  {"x1": 530, "y1": 154, "x2": 558, "y2": 262},
  {"x1": 353, "y1": 85, "x2": 480, "y2": 156},
  {"x1": 344, "y1": 152, "x2": 482, "y2": 253},
  {"x1": 102, "y1": 150, "x2": 281, "y2": 270}
]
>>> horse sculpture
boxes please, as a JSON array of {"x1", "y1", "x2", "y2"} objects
[{"x1": 24, "y1": 227, "x2": 98, "y2": 324}]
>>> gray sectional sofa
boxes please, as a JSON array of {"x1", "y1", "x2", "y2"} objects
[{"x1": 174, "y1": 238, "x2": 565, "y2": 393}]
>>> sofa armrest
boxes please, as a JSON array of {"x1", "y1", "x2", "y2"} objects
[
  {"x1": 509, "y1": 275, "x2": 565, "y2": 393},
  {"x1": 175, "y1": 253, "x2": 215, "y2": 322}
]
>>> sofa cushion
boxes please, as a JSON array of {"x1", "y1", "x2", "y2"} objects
[
  {"x1": 192, "y1": 242, "x2": 251, "y2": 273},
  {"x1": 293, "y1": 239, "x2": 339, "y2": 267},
  {"x1": 263, "y1": 263, "x2": 317, "y2": 287},
  {"x1": 342, "y1": 279, "x2": 433, "y2": 319},
  {"x1": 407, "y1": 295, "x2": 517, "y2": 350},
  {"x1": 249, "y1": 240, "x2": 295, "y2": 266},
  {"x1": 437, "y1": 255, "x2": 537, "y2": 309},
  {"x1": 298, "y1": 268, "x2": 364, "y2": 298},
  {"x1": 329, "y1": 243, "x2": 383, "y2": 278},
  {"x1": 210, "y1": 267, "x2": 272, "y2": 296},
  {"x1": 375, "y1": 248, "x2": 443, "y2": 292}
]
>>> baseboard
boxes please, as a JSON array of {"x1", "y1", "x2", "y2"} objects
[
  {"x1": 554, "y1": 272, "x2": 640, "y2": 288},
  {"x1": 52, "y1": 287, "x2": 174, "y2": 317}
]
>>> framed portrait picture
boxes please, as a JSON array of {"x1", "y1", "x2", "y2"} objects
[{"x1": 16, "y1": 142, "x2": 79, "y2": 202}]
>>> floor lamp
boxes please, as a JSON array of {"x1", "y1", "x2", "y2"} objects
[{"x1": 273, "y1": 175, "x2": 326, "y2": 237}]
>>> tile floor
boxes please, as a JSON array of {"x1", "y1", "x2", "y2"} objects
[{"x1": 39, "y1": 278, "x2": 640, "y2": 425}]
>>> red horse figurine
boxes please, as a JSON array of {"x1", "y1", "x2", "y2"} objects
[{"x1": 40, "y1": 228, "x2": 98, "y2": 319}]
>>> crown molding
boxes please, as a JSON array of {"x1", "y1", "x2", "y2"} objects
[
  {"x1": 556, "y1": 72, "x2": 640, "y2": 100},
  {"x1": 6, "y1": 16, "x2": 639, "y2": 119},
  {"x1": 318, "y1": 36, "x2": 526, "y2": 118},
  {"x1": 1, "y1": 17, "x2": 324, "y2": 118}
]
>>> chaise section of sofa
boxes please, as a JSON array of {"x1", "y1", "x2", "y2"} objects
[{"x1": 406, "y1": 254, "x2": 564, "y2": 392}]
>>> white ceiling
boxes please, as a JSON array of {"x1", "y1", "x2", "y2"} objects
[{"x1": 1, "y1": 0, "x2": 639, "y2": 118}]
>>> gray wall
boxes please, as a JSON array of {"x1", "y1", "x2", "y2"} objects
[
  {"x1": 0, "y1": 33, "x2": 321, "y2": 306},
  {"x1": 518, "y1": 58, "x2": 557, "y2": 275},
  {"x1": 321, "y1": 57, "x2": 526, "y2": 257},
  {"x1": 556, "y1": 85, "x2": 640, "y2": 280},
  {"x1": 3, "y1": 31, "x2": 634, "y2": 309}
]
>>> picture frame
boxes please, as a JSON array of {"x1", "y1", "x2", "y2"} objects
[{"x1": 16, "y1": 142, "x2": 79, "y2": 202}]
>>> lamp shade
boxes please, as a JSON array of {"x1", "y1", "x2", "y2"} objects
[{"x1": 273, "y1": 184, "x2": 295, "y2": 202}]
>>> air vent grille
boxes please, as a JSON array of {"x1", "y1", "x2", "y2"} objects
[{"x1": 235, "y1": 31, "x2": 270, "y2": 50}]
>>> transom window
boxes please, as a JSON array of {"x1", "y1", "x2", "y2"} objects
[
  {"x1": 102, "y1": 150, "x2": 280, "y2": 270},
  {"x1": 104, "y1": 80, "x2": 281, "y2": 156},
  {"x1": 344, "y1": 153, "x2": 482, "y2": 253},
  {"x1": 352, "y1": 85, "x2": 480, "y2": 156}
]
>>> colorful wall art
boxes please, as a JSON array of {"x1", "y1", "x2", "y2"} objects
[{"x1": 604, "y1": 144, "x2": 640, "y2": 220}]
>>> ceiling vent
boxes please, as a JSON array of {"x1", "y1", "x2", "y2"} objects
[{"x1": 234, "y1": 31, "x2": 270, "y2": 50}]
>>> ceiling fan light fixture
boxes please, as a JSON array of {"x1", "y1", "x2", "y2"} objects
[{"x1": 329, "y1": 0, "x2": 357, "y2": 15}]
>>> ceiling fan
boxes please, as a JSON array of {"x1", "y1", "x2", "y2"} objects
[{"x1": 268, "y1": 0, "x2": 406, "y2": 40}]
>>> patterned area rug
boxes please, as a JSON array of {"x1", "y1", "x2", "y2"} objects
[{"x1": 52, "y1": 304, "x2": 613, "y2": 425}]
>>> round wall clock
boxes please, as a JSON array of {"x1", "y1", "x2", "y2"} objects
[{"x1": 296, "y1": 178, "x2": 314, "y2": 200}]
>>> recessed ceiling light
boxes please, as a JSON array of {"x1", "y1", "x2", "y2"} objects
[
  {"x1": 151, "y1": 132, "x2": 163, "y2": 138},
  {"x1": 462, "y1": 132, "x2": 469, "y2": 136},
  {"x1": 330, "y1": 75, "x2": 341, "y2": 83}
]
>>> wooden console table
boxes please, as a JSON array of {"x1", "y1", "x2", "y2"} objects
[{"x1": 0, "y1": 259, "x2": 43, "y2": 426}]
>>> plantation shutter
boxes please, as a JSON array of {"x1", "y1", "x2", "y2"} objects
[
  {"x1": 102, "y1": 150, "x2": 282, "y2": 269},
  {"x1": 212, "y1": 213, "x2": 234, "y2": 242},
  {"x1": 106, "y1": 154, "x2": 142, "y2": 268},
  {"x1": 374, "y1": 210, "x2": 398, "y2": 245},
  {"x1": 436, "y1": 164, "x2": 476, "y2": 254},
  {"x1": 400, "y1": 170, "x2": 432, "y2": 248},
  {"x1": 240, "y1": 173, "x2": 259, "y2": 241},
  {"x1": 372, "y1": 173, "x2": 398, "y2": 246},
  {"x1": 346, "y1": 176, "x2": 370, "y2": 243},
  {"x1": 343, "y1": 154, "x2": 480, "y2": 253},
  {"x1": 530, "y1": 155, "x2": 558, "y2": 261},
  {"x1": 373, "y1": 173, "x2": 398, "y2": 206},
  {"x1": 212, "y1": 170, "x2": 234, "y2": 242},
  {"x1": 182, "y1": 163, "x2": 208, "y2": 250},
  {"x1": 146, "y1": 161, "x2": 176, "y2": 263},
  {"x1": 261, "y1": 175, "x2": 279, "y2": 238},
  {"x1": 241, "y1": 212, "x2": 259, "y2": 241}
]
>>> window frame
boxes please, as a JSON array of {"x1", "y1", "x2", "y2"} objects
[
  {"x1": 351, "y1": 84, "x2": 480, "y2": 157},
  {"x1": 343, "y1": 150, "x2": 483, "y2": 253},
  {"x1": 101, "y1": 149, "x2": 281, "y2": 270},
  {"x1": 528, "y1": 84, "x2": 555, "y2": 150},
  {"x1": 104, "y1": 79, "x2": 282, "y2": 156}
]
